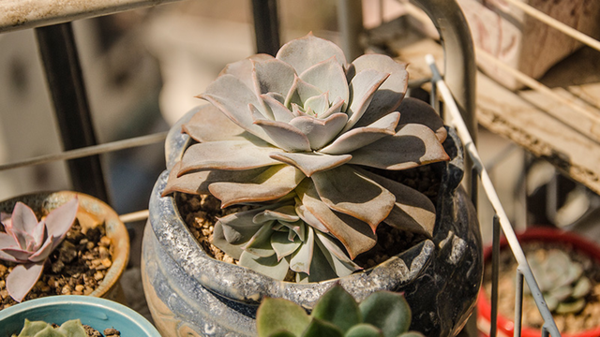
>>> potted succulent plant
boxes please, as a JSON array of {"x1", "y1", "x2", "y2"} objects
[
  {"x1": 142, "y1": 34, "x2": 482, "y2": 337},
  {"x1": 1, "y1": 197, "x2": 78, "y2": 303},
  {"x1": 0, "y1": 295, "x2": 161, "y2": 336},
  {"x1": 256, "y1": 283, "x2": 424, "y2": 337},
  {"x1": 478, "y1": 227, "x2": 600, "y2": 337},
  {"x1": 0, "y1": 191, "x2": 129, "y2": 308}
]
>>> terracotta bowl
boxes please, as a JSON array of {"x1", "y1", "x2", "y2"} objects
[
  {"x1": 477, "y1": 227, "x2": 600, "y2": 337},
  {"x1": 0, "y1": 191, "x2": 130, "y2": 302}
]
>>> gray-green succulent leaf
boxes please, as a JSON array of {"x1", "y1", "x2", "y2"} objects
[
  {"x1": 256, "y1": 297, "x2": 311, "y2": 337},
  {"x1": 212, "y1": 204, "x2": 361, "y2": 281},
  {"x1": 359, "y1": 291, "x2": 412, "y2": 337},
  {"x1": 15, "y1": 319, "x2": 87, "y2": 337},
  {"x1": 525, "y1": 249, "x2": 592, "y2": 314},
  {"x1": 165, "y1": 33, "x2": 449, "y2": 277},
  {"x1": 345, "y1": 324, "x2": 384, "y2": 337},
  {"x1": 256, "y1": 284, "x2": 422, "y2": 337}
]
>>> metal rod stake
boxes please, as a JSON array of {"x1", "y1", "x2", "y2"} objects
[
  {"x1": 35, "y1": 22, "x2": 110, "y2": 203},
  {"x1": 514, "y1": 270, "x2": 524, "y2": 337},
  {"x1": 427, "y1": 55, "x2": 561, "y2": 337},
  {"x1": 542, "y1": 327, "x2": 550, "y2": 337},
  {"x1": 251, "y1": 0, "x2": 280, "y2": 56},
  {"x1": 337, "y1": 0, "x2": 364, "y2": 61},
  {"x1": 491, "y1": 214, "x2": 500, "y2": 337},
  {"x1": 430, "y1": 77, "x2": 438, "y2": 111},
  {"x1": 471, "y1": 166, "x2": 478, "y2": 209}
]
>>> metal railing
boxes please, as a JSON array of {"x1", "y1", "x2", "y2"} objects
[
  {"x1": 427, "y1": 56, "x2": 561, "y2": 337},
  {"x1": 0, "y1": 0, "x2": 280, "y2": 209}
]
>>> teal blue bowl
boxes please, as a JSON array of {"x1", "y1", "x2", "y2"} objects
[{"x1": 0, "y1": 295, "x2": 161, "y2": 336}]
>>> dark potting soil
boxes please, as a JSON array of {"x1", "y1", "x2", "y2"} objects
[
  {"x1": 0, "y1": 219, "x2": 113, "y2": 309},
  {"x1": 483, "y1": 241, "x2": 600, "y2": 334},
  {"x1": 83, "y1": 325, "x2": 121, "y2": 337},
  {"x1": 176, "y1": 165, "x2": 439, "y2": 279}
]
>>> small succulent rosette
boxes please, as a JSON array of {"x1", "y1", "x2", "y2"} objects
[
  {"x1": 0, "y1": 198, "x2": 78, "y2": 302},
  {"x1": 164, "y1": 33, "x2": 449, "y2": 282},
  {"x1": 526, "y1": 249, "x2": 592, "y2": 314}
]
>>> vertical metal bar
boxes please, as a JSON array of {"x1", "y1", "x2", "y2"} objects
[
  {"x1": 337, "y1": 0, "x2": 364, "y2": 61},
  {"x1": 251, "y1": 0, "x2": 280, "y2": 56},
  {"x1": 542, "y1": 327, "x2": 550, "y2": 337},
  {"x1": 514, "y1": 269, "x2": 524, "y2": 337},
  {"x1": 491, "y1": 214, "x2": 500, "y2": 337},
  {"x1": 428, "y1": 58, "x2": 561, "y2": 337},
  {"x1": 430, "y1": 78, "x2": 438, "y2": 111},
  {"x1": 410, "y1": 0, "x2": 477, "y2": 193},
  {"x1": 35, "y1": 23, "x2": 110, "y2": 203},
  {"x1": 515, "y1": 151, "x2": 529, "y2": 232},
  {"x1": 546, "y1": 170, "x2": 558, "y2": 225},
  {"x1": 471, "y1": 166, "x2": 478, "y2": 209}
]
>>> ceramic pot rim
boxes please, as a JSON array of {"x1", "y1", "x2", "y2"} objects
[
  {"x1": 477, "y1": 227, "x2": 600, "y2": 337},
  {"x1": 149, "y1": 105, "x2": 464, "y2": 307},
  {"x1": 0, "y1": 295, "x2": 160, "y2": 336},
  {"x1": 0, "y1": 191, "x2": 130, "y2": 299}
]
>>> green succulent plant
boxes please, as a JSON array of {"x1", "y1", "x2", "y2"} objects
[
  {"x1": 256, "y1": 284, "x2": 425, "y2": 337},
  {"x1": 526, "y1": 249, "x2": 592, "y2": 314},
  {"x1": 12, "y1": 319, "x2": 87, "y2": 337},
  {"x1": 164, "y1": 33, "x2": 449, "y2": 280},
  {"x1": 213, "y1": 201, "x2": 360, "y2": 282}
]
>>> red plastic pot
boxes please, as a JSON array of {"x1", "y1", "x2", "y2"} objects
[{"x1": 477, "y1": 227, "x2": 600, "y2": 337}]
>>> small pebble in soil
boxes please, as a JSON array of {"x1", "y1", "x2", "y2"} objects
[
  {"x1": 84, "y1": 325, "x2": 103, "y2": 337},
  {"x1": 104, "y1": 328, "x2": 121, "y2": 336}
]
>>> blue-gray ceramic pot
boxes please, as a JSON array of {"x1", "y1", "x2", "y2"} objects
[
  {"x1": 0, "y1": 295, "x2": 161, "y2": 336},
  {"x1": 142, "y1": 107, "x2": 483, "y2": 337}
]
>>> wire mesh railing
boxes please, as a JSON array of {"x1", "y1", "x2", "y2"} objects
[{"x1": 427, "y1": 55, "x2": 561, "y2": 337}]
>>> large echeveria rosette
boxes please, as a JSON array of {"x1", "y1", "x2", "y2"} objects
[{"x1": 163, "y1": 34, "x2": 449, "y2": 282}]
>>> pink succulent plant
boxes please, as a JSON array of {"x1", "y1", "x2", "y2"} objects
[{"x1": 0, "y1": 197, "x2": 78, "y2": 302}]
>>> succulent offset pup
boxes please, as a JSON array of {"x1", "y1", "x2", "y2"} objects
[
  {"x1": 164, "y1": 33, "x2": 449, "y2": 281},
  {"x1": 0, "y1": 198, "x2": 78, "y2": 302},
  {"x1": 211, "y1": 203, "x2": 361, "y2": 281}
]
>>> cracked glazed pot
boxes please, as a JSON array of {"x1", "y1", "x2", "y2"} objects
[{"x1": 142, "y1": 107, "x2": 483, "y2": 337}]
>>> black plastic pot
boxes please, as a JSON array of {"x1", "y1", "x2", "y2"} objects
[{"x1": 141, "y1": 107, "x2": 483, "y2": 337}]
